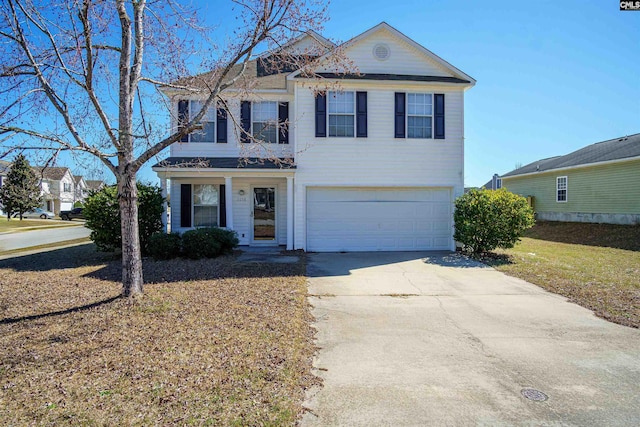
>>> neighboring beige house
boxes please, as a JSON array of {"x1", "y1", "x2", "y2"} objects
[
  {"x1": 34, "y1": 167, "x2": 76, "y2": 214},
  {"x1": 501, "y1": 134, "x2": 640, "y2": 225}
]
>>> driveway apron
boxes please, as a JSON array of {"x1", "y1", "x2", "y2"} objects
[{"x1": 302, "y1": 252, "x2": 640, "y2": 426}]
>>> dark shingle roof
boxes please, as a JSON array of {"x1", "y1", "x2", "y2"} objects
[
  {"x1": 153, "y1": 157, "x2": 296, "y2": 169},
  {"x1": 171, "y1": 59, "x2": 289, "y2": 91},
  {"x1": 502, "y1": 134, "x2": 640, "y2": 178},
  {"x1": 33, "y1": 166, "x2": 71, "y2": 181}
]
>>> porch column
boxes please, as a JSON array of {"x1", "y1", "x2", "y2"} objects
[
  {"x1": 286, "y1": 176, "x2": 294, "y2": 250},
  {"x1": 224, "y1": 176, "x2": 234, "y2": 230},
  {"x1": 160, "y1": 177, "x2": 168, "y2": 233}
]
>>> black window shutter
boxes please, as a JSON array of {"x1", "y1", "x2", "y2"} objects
[
  {"x1": 315, "y1": 93, "x2": 326, "y2": 137},
  {"x1": 216, "y1": 106, "x2": 227, "y2": 143},
  {"x1": 180, "y1": 184, "x2": 192, "y2": 228},
  {"x1": 394, "y1": 92, "x2": 406, "y2": 138},
  {"x1": 434, "y1": 94, "x2": 445, "y2": 139},
  {"x1": 278, "y1": 102, "x2": 289, "y2": 144},
  {"x1": 219, "y1": 184, "x2": 226, "y2": 227},
  {"x1": 178, "y1": 100, "x2": 189, "y2": 142},
  {"x1": 356, "y1": 91, "x2": 367, "y2": 138},
  {"x1": 240, "y1": 101, "x2": 251, "y2": 143}
]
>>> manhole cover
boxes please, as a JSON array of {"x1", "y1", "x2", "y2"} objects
[{"x1": 521, "y1": 388, "x2": 548, "y2": 401}]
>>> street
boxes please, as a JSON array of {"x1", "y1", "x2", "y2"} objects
[{"x1": 0, "y1": 225, "x2": 90, "y2": 252}]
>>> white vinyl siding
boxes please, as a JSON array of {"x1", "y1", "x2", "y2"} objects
[{"x1": 293, "y1": 84, "x2": 464, "y2": 250}]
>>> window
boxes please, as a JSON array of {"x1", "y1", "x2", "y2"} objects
[
  {"x1": 252, "y1": 101, "x2": 278, "y2": 144},
  {"x1": 496, "y1": 178, "x2": 502, "y2": 189},
  {"x1": 328, "y1": 91, "x2": 355, "y2": 137},
  {"x1": 193, "y1": 184, "x2": 218, "y2": 227},
  {"x1": 407, "y1": 93, "x2": 433, "y2": 138},
  {"x1": 189, "y1": 101, "x2": 215, "y2": 143},
  {"x1": 556, "y1": 176, "x2": 567, "y2": 202},
  {"x1": 63, "y1": 182, "x2": 72, "y2": 192}
]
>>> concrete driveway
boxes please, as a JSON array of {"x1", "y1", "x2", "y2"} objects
[{"x1": 302, "y1": 252, "x2": 640, "y2": 426}]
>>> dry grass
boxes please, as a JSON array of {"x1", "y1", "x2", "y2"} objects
[
  {"x1": 0, "y1": 245, "x2": 318, "y2": 426},
  {"x1": 483, "y1": 222, "x2": 640, "y2": 328}
]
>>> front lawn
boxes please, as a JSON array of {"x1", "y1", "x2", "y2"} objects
[
  {"x1": 0, "y1": 218, "x2": 75, "y2": 233},
  {"x1": 485, "y1": 222, "x2": 640, "y2": 328},
  {"x1": 0, "y1": 245, "x2": 317, "y2": 425}
]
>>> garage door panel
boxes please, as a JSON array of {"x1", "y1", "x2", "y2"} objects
[{"x1": 307, "y1": 187, "x2": 452, "y2": 252}]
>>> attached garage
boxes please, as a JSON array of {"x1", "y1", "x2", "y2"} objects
[{"x1": 306, "y1": 187, "x2": 453, "y2": 252}]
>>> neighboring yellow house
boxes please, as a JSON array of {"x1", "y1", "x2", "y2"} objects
[{"x1": 501, "y1": 134, "x2": 640, "y2": 225}]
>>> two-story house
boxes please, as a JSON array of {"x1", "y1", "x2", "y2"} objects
[
  {"x1": 153, "y1": 22, "x2": 475, "y2": 252},
  {"x1": 34, "y1": 166, "x2": 76, "y2": 214}
]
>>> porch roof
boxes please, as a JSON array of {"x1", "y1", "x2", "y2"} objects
[
  {"x1": 152, "y1": 157, "x2": 296, "y2": 178},
  {"x1": 153, "y1": 157, "x2": 295, "y2": 170}
]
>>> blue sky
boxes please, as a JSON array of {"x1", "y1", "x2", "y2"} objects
[{"x1": 128, "y1": 0, "x2": 639, "y2": 186}]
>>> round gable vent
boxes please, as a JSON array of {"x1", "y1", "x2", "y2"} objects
[{"x1": 373, "y1": 43, "x2": 390, "y2": 61}]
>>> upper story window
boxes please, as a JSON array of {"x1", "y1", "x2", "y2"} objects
[
  {"x1": 328, "y1": 91, "x2": 355, "y2": 137},
  {"x1": 556, "y1": 176, "x2": 567, "y2": 202},
  {"x1": 407, "y1": 93, "x2": 433, "y2": 139},
  {"x1": 252, "y1": 101, "x2": 278, "y2": 144},
  {"x1": 178, "y1": 100, "x2": 227, "y2": 143},
  {"x1": 496, "y1": 178, "x2": 502, "y2": 189},
  {"x1": 63, "y1": 182, "x2": 72, "y2": 192},
  {"x1": 189, "y1": 101, "x2": 215, "y2": 143}
]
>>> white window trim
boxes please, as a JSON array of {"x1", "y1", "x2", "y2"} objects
[
  {"x1": 556, "y1": 176, "x2": 568, "y2": 203},
  {"x1": 251, "y1": 101, "x2": 279, "y2": 144},
  {"x1": 192, "y1": 184, "x2": 220, "y2": 228},
  {"x1": 186, "y1": 100, "x2": 216, "y2": 144},
  {"x1": 406, "y1": 92, "x2": 433, "y2": 139},
  {"x1": 327, "y1": 90, "x2": 355, "y2": 138}
]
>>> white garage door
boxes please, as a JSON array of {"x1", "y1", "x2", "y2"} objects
[{"x1": 306, "y1": 187, "x2": 452, "y2": 252}]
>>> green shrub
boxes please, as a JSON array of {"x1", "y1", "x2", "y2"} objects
[
  {"x1": 84, "y1": 183, "x2": 164, "y2": 254},
  {"x1": 181, "y1": 227, "x2": 238, "y2": 259},
  {"x1": 148, "y1": 232, "x2": 182, "y2": 260},
  {"x1": 454, "y1": 188, "x2": 535, "y2": 254},
  {"x1": 182, "y1": 228, "x2": 222, "y2": 259}
]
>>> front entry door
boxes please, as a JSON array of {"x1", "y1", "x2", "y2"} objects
[{"x1": 252, "y1": 187, "x2": 276, "y2": 243}]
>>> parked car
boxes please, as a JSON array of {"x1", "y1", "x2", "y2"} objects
[
  {"x1": 13, "y1": 208, "x2": 56, "y2": 219},
  {"x1": 60, "y1": 207, "x2": 84, "y2": 221}
]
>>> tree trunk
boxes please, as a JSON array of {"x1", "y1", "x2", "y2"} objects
[{"x1": 118, "y1": 172, "x2": 143, "y2": 296}]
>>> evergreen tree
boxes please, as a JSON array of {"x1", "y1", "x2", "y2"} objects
[{"x1": 0, "y1": 155, "x2": 42, "y2": 220}]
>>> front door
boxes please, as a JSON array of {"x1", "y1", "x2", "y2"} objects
[{"x1": 252, "y1": 187, "x2": 276, "y2": 243}]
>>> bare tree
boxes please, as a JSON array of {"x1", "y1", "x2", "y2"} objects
[{"x1": 0, "y1": 0, "x2": 339, "y2": 297}]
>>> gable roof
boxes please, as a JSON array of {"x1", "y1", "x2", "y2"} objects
[
  {"x1": 166, "y1": 30, "x2": 334, "y2": 94},
  {"x1": 290, "y1": 22, "x2": 476, "y2": 86},
  {"x1": 34, "y1": 166, "x2": 72, "y2": 181},
  {"x1": 502, "y1": 133, "x2": 640, "y2": 178}
]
